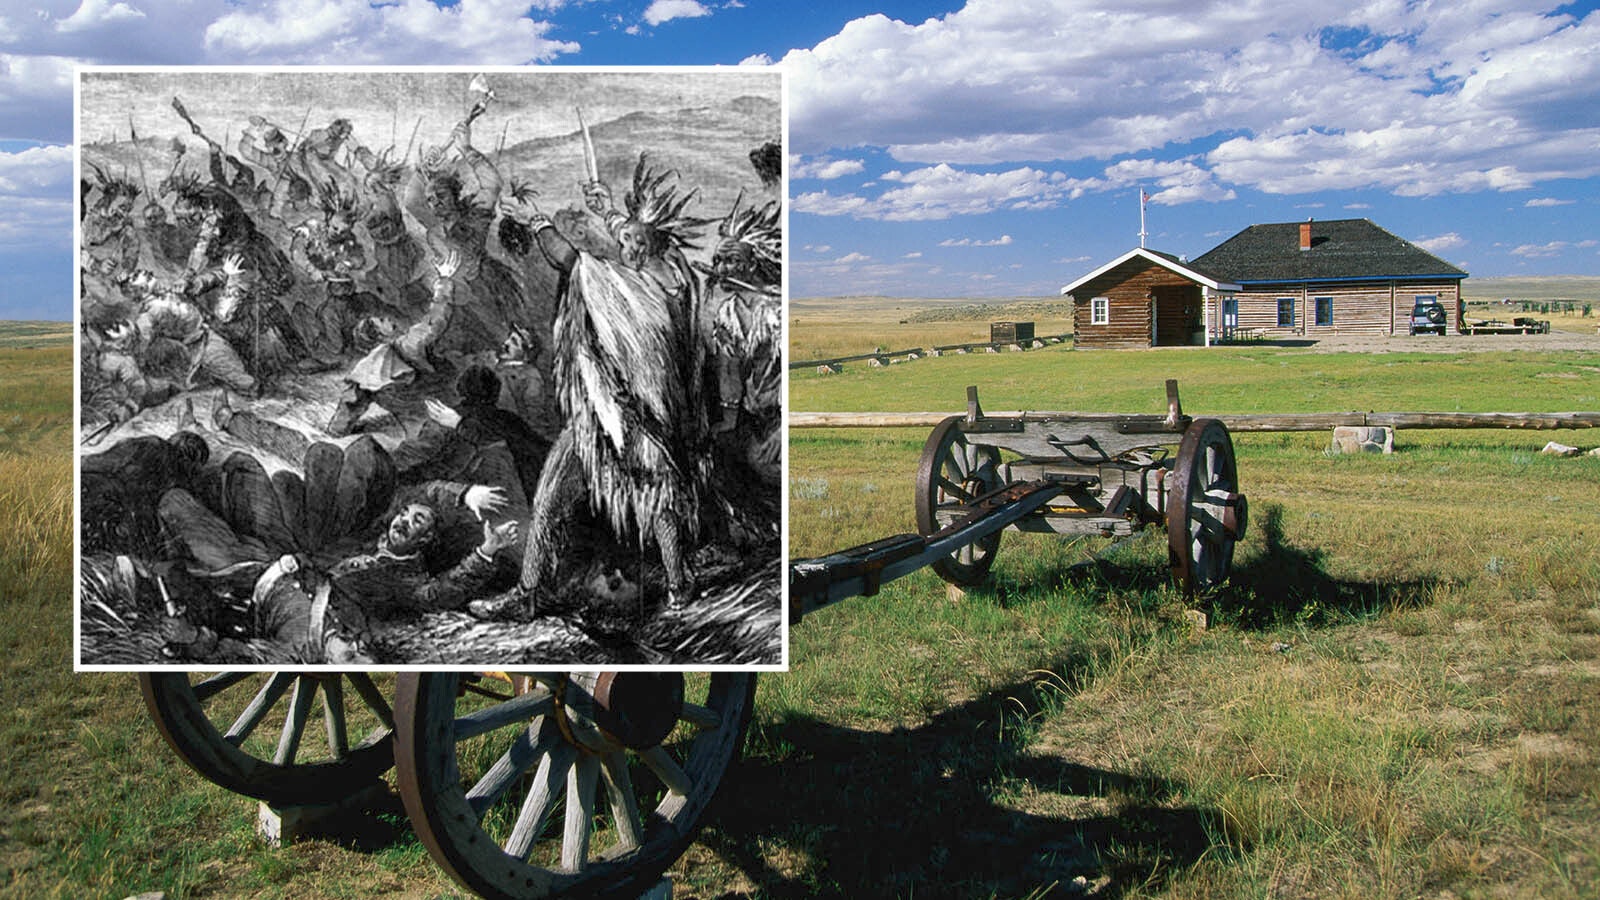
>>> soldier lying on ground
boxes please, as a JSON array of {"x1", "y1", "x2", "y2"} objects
[{"x1": 153, "y1": 436, "x2": 519, "y2": 663}]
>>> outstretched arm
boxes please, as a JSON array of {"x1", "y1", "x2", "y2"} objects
[
  {"x1": 499, "y1": 194, "x2": 577, "y2": 273},
  {"x1": 454, "y1": 121, "x2": 503, "y2": 210}
]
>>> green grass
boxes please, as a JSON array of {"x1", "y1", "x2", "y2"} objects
[
  {"x1": 792, "y1": 342, "x2": 1600, "y2": 415},
  {"x1": 9, "y1": 314, "x2": 1600, "y2": 898},
  {"x1": 0, "y1": 321, "x2": 71, "y2": 351},
  {"x1": 757, "y1": 331, "x2": 1600, "y2": 899}
]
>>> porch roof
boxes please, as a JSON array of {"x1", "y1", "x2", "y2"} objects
[{"x1": 1060, "y1": 247, "x2": 1241, "y2": 297}]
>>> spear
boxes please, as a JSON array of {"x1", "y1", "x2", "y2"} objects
[
  {"x1": 267, "y1": 105, "x2": 313, "y2": 203},
  {"x1": 401, "y1": 115, "x2": 422, "y2": 165},
  {"x1": 128, "y1": 112, "x2": 152, "y2": 199}
]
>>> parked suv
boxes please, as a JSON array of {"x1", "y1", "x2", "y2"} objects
[{"x1": 1409, "y1": 298, "x2": 1448, "y2": 335}]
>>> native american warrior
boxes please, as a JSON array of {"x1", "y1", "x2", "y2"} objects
[
  {"x1": 290, "y1": 178, "x2": 383, "y2": 356},
  {"x1": 360, "y1": 150, "x2": 432, "y2": 317},
  {"x1": 326, "y1": 250, "x2": 463, "y2": 437},
  {"x1": 294, "y1": 117, "x2": 371, "y2": 203},
  {"x1": 236, "y1": 114, "x2": 313, "y2": 212},
  {"x1": 172, "y1": 97, "x2": 274, "y2": 215},
  {"x1": 83, "y1": 164, "x2": 143, "y2": 273},
  {"x1": 483, "y1": 155, "x2": 710, "y2": 616},
  {"x1": 705, "y1": 196, "x2": 782, "y2": 483},
  {"x1": 403, "y1": 111, "x2": 521, "y2": 354}
]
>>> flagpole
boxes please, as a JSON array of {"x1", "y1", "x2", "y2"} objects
[{"x1": 1138, "y1": 187, "x2": 1148, "y2": 249}]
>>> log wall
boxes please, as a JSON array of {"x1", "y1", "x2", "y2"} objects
[
  {"x1": 1071, "y1": 261, "x2": 1200, "y2": 349},
  {"x1": 1233, "y1": 279, "x2": 1463, "y2": 337}
]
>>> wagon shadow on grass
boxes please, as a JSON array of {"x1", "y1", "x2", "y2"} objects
[
  {"x1": 1002, "y1": 502, "x2": 1436, "y2": 631},
  {"x1": 701, "y1": 666, "x2": 1231, "y2": 899}
]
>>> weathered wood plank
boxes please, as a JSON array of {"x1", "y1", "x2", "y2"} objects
[{"x1": 790, "y1": 410, "x2": 1600, "y2": 432}]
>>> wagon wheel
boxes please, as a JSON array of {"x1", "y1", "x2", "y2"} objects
[
  {"x1": 916, "y1": 416, "x2": 1005, "y2": 586},
  {"x1": 1166, "y1": 418, "x2": 1248, "y2": 594},
  {"x1": 394, "y1": 671, "x2": 755, "y2": 900},
  {"x1": 138, "y1": 672, "x2": 395, "y2": 805}
]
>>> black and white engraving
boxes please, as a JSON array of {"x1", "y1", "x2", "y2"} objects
[{"x1": 76, "y1": 68, "x2": 784, "y2": 668}]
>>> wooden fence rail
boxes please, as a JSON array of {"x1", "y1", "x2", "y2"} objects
[
  {"x1": 789, "y1": 335, "x2": 1075, "y2": 370},
  {"x1": 789, "y1": 410, "x2": 1600, "y2": 432},
  {"x1": 789, "y1": 348, "x2": 924, "y2": 371}
]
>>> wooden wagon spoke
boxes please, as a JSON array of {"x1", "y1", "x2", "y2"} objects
[
  {"x1": 937, "y1": 475, "x2": 975, "y2": 502},
  {"x1": 561, "y1": 753, "x2": 601, "y2": 872},
  {"x1": 504, "y1": 719, "x2": 578, "y2": 861},
  {"x1": 678, "y1": 702, "x2": 721, "y2": 731},
  {"x1": 225, "y1": 671, "x2": 296, "y2": 746},
  {"x1": 639, "y1": 746, "x2": 693, "y2": 797},
  {"x1": 1168, "y1": 419, "x2": 1245, "y2": 594},
  {"x1": 466, "y1": 718, "x2": 556, "y2": 818},
  {"x1": 599, "y1": 751, "x2": 643, "y2": 853},
  {"x1": 392, "y1": 672, "x2": 754, "y2": 899},
  {"x1": 273, "y1": 676, "x2": 320, "y2": 766},
  {"x1": 345, "y1": 672, "x2": 395, "y2": 731},
  {"x1": 452, "y1": 688, "x2": 555, "y2": 742},
  {"x1": 139, "y1": 673, "x2": 396, "y2": 807},
  {"x1": 322, "y1": 677, "x2": 349, "y2": 759},
  {"x1": 191, "y1": 671, "x2": 251, "y2": 704}
]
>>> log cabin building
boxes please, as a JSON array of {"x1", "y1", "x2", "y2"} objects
[{"x1": 1061, "y1": 218, "x2": 1468, "y2": 349}]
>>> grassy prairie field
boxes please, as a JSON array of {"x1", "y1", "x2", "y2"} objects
[
  {"x1": 773, "y1": 308, "x2": 1600, "y2": 898},
  {"x1": 793, "y1": 276, "x2": 1600, "y2": 365},
  {"x1": 7, "y1": 308, "x2": 1600, "y2": 898}
]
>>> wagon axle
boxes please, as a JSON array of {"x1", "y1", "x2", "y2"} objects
[
  {"x1": 139, "y1": 381, "x2": 1246, "y2": 900},
  {"x1": 913, "y1": 380, "x2": 1247, "y2": 594}
]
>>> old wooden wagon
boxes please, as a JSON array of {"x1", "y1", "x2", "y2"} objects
[{"x1": 139, "y1": 381, "x2": 1247, "y2": 899}]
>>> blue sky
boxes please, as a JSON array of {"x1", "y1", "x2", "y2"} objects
[{"x1": 4, "y1": 0, "x2": 1599, "y2": 318}]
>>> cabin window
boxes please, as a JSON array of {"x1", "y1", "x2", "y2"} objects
[
  {"x1": 1276, "y1": 298, "x2": 1295, "y2": 328},
  {"x1": 1091, "y1": 297, "x2": 1109, "y2": 325},
  {"x1": 1314, "y1": 296, "x2": 1333, "y2": 326}
]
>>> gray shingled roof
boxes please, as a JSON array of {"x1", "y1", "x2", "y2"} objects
[{"x1": 1190, "y1": 218, "x2": 1468, "y2": 284}]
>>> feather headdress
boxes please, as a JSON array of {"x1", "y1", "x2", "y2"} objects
[{"x1": 623, "y1": 154, "x2": 711, "y2": 251}]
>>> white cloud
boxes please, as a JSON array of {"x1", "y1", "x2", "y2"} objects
[
  {"x1": 643, "y1": 0, "x2": 711, "y2": 27},
  {"x1": 939, "y1": 234, "x2": 1012, "y2": 247},
  {"x1": 0, "y1": 144, "x2": 73, "y2": 248},
  {"x1": 55, "y1": 0, "x2": 146, "y2": 33},
  {"x1": 204, "y1": 0, "x2": 579, "y2": 63},
  {"x1": 792, "y1": 190, "x2": 871, "y2": 217},
  {"x1": 793, "y1": 157, "x2": 865, "y2": 180},
  {"x1": 1525, "y1": 197, "x2": 1574, "y2": 207},
  {"x1": 0, "y1": 143, "x2": 73, "y2": 192},
  {"x1": 905, "y1": 251, "x2": 922, "y2": 258},
  {"x1": 778, "y1": 1, "x2": 1600, "y2": 203},
  {"x1": 797, "y1": 163, "x2": 1097, "y2": 221},
  {"x1": 834, "y1": 251, "x2": 870, "y2": 263},
  {"x1": 1415, "y1": 232, "x2": 1466, "y2": 253},
  {"x1": 1511, "y1": 239, "x2": 1598, "y2": 258}
]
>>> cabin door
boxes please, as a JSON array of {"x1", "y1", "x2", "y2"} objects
[{"x1": 1152, "y1": 285, "x2": 1202, "y2": 346}]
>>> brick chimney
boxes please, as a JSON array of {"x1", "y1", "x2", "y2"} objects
[{"x1": 1300, "y1": 219, "x2": 1313, "y2": 251}]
